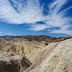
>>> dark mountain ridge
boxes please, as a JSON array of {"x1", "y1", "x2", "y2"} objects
[{"x1": 0, "y1": 35, "x2": 72, "y2": 43}]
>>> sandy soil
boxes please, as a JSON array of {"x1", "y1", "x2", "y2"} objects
[{"x1": 28, "y1": 39, "x2": 72, "y2": 72}]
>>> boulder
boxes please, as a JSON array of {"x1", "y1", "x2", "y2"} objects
[{"x1": 0, "y1": 52, "x2": 32, "y2": 72}]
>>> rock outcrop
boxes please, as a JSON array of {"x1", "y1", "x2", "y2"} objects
[
  {"x1": 25, "y1": 39, "x2": 72, "y2": 72},
  {"x1": 0, "y1": 35, "x2": 72, "y2": 60},
  {"x1": 0, "y1": 36, "x2": 72, "y2": 72},
  {"x1": 0, "y1": 52, "x2": 32, "y2": 72},
  {"x1": 18, "y1": 35, "x2": 72, "y2": 42},
  {"x1": 0, "y1": 38, "x2": 46, "y2": 59},
  {"x1": 25, "y1": 42, "x2": 59, "y2": 72}
]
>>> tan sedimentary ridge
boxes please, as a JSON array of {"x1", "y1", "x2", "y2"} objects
[
  {"x1": 28, "y1": 39, "x2": 72, "y2": 72},
  {"x1": 25, "y1": 42, "x2": 59, "y2": 72},
  {"x1": 29, "y1": 42, "x2": 59, "y2": 63},
  {"x1": 0, "y1": 36, "x2": 72, "y2": 72},
  {"x1": 0, "y1": 38, "x2": 46, "y2": 59},
  {"x1": 0, "y1": 35, "x2": 71, "y2": 59}
]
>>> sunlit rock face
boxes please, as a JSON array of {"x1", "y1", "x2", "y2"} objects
[
  {"x1": 25, "y1": 39, "x2": 72, "y2": 72},
  {"x1": 0, "y1": 52, "x2": 32, "y2": 72}
]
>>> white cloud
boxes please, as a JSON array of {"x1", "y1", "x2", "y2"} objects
[
  {"x1": 0, "y1": 32, "x2": 12, "y2": 35},
  {"x1": 44, "y1": 0, "x2": 72, "y2": 35},
  {"x1": 51, "y1": 30, "x2": 72, "y2": 35},
  {"x1": 29, "y1": 0, "x2": 72, "y2": 35},
  {"x1": 0, "y1": 32, "x2": 3, "y2": 34},
  {"x1": 5, "y1": 32, "x2": 12, "y2": 35},
  {"x1": 50, "y1": 25, "x2": 72, "y2": 35},
  {"x1": 0, "y1": 0, "x2": 45, "y2": 24},
  {"x1": 29, "y1": 24, "x2": 48, "y2": 31},
  {"x1": 0, "y1": 0, "x2": 72, "y2": 35},
  {"x1": 45, "y1": 0, "x2": 72, "y2": 27}
]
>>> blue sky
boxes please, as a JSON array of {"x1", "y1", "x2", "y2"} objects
[{"x1": 0, "y1": 0, "x2": 72, "y2": 37}]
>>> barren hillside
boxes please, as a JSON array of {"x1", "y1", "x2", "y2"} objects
[
  {"x1": 28, "y1": 39, "x2": 72, "y2": 72},
  {"x1": 0, "y1": 36, "x2": 72, "y2": 72},
  {"x1": 0, "y1": 37, "x2": 46, "y2": 59}
]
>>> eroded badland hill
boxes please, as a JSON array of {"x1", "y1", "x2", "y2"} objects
[{"x1": 0, "y1": 35, "x2": 72, "y2": 72}]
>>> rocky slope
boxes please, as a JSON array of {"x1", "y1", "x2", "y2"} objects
[
  {"x1": 25, "y1": 42, "x2": 59, "y2": 72},
  {"x1": 27, "y1": 39, "x2": 72, "y2": 72},
  {"x1": 0, "y1": 36, "x2": 72, "y2": 72},
  {"x1": 0, "y1": 37, "x2": 46, "y2": 59},
  {"x1": 0, "y1": 52, "x2": 32, "y2": 72}
]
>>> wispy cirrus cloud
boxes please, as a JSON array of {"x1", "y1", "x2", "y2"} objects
[
  {"x1": 29, "y1": 24, "x2": 49, "y2": 31},
  {"x1": 0, "y1": 0, "x2": 72, "y2": 35},
  {"x1": 0, "y1": 32, "x2": 3, "y2": 34},
  {"x1": 4, "y1": 32, "x2": 12, "y2": 35},
  {"x1": 48, "y1": 0, "x2": 72, "y2": 27},
  {"x1": 0, "y1": 32, "x2": 12, "y2": 35},
  {"x1": 30, "y1": 0, "x2": 72, "y2": 35},
  {"x1": 44, "y1": 0, "x2": 72, "y2": 35},
  {"x1": 0, "y1": 0, "x2": 44, "y2": 24},
  {"x1": 51, "y1": 25, "x2": 72, "y2": 35}
]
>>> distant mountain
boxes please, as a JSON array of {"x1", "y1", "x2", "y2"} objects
[
  {"x1": 0, "y1": 35, "x2": 14, "y2": 38},
  {"x1": 0, "y1": 35, "x2": 72, "y2": 42}
]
